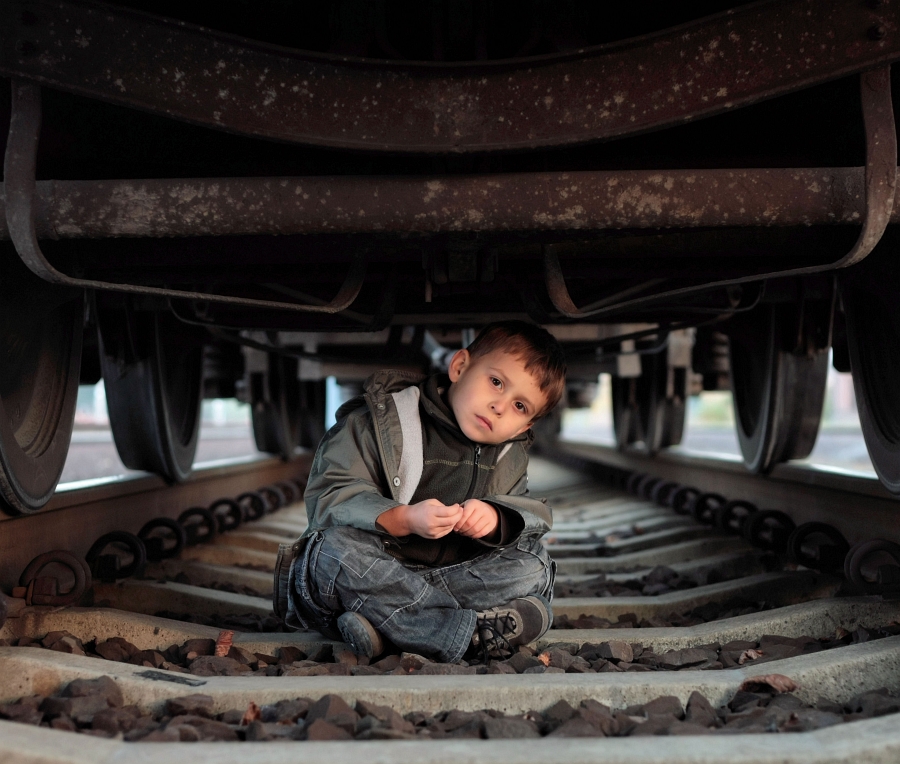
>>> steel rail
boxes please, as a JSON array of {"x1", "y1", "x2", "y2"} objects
[
  {"x1": 555, "y1": 440, "x2": 900, "y2": 550},
  {"x1": 0, "y1": 452, "x2": 312, "y2": 594},
  {"x1": 0, "y1": 0, "x2": 898, "y2": 153}
]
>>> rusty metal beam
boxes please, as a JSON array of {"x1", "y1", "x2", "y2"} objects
[
  {"x1": 3, "y1": 82, "x2": 368, "y2": 313},
  {"x1": 544, "y1": 67, "x2": 898, "y2": 318},
  {"x1": 0, "y1": 0, "x2": 898, "y2": 153},
  {"x1": 0, "y1": 167, "x2": 898, "y2": 239}
]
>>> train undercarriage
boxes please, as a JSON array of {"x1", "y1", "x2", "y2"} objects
[{"x1": 1, "y1": 0, "x2": 900, "y2": 513}]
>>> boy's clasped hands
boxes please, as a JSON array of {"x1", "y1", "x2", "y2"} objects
[{"x1": 377, "y1": 498, "x2": 499, "y2": 540}]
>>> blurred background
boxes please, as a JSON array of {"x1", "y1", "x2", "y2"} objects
[{"x1": 62, "y1": 358, "x2": 872, "y2": 486}]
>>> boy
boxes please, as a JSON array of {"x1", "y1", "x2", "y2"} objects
[{"x1": 275, "y1": 321, "x2": 566, "y2": 663}]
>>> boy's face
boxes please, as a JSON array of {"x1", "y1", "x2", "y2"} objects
[{"x1": 446, "y1": 348, "x2": 548, "y2": 445}]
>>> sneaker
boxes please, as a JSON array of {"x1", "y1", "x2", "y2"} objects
[
  {"x1": 337, "y1": 612, "x2": 385, "y2": 659},
  {"x1": 471, "y1": 595, "x2": 551, "y2": 659}
]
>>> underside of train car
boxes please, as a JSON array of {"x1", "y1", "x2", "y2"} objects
[{"x1": 0, "y1": 0, "x2": 899, "y2": 513}]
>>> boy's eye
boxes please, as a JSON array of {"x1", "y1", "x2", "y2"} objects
[
  {"x1": 490, "y1": 377, "x2": 502, "y2": 388},
  {"x1": 515, "y1": 402, "x2": 527, "y2": 413}
]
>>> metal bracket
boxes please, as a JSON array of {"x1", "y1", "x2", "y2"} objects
[
  {"x1": 3, "y1": 81, "x2": 366, "y2": 314},
  {"x1": 544, "y1": 67, "x2": 897, "y2": 319}
]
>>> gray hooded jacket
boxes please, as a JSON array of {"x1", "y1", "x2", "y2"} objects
[{"x1": 301, "y1": 369, "x2": 553, "y2": 566}]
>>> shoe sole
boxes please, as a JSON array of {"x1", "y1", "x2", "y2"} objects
[{"x1": 337, "y1": 612, "x2": 385, "y2": 659}]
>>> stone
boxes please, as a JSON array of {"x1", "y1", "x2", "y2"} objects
[
  {"x1": 335, "y1": 649, "x2": 358, "y2": 666},
  {"x1": 399, "y1": 653, "x2": 430, "y2": 672},
  {"x1": 49, "y1": 636, "x2": 86, "y2": 656},
  {"x1": 685, "y1": 691, "x2": 718, "y2": 727},
  {"x1": 261, "y1": 698, "x2": 310, "y2": 724},
  {"x1": 307, "y1": 694, "x2": 358, "y2": 724},
  {"x1": 631, "y1": 715, "x2": 679, "y2": 736},
  {"x1": 370, "y1": 654, "x2": 401, "y2": 672},
  {"x1": 658, "y1": 648, "x2": 710, "y2": 669},
  {"x1": 95, "y1": 638, "x2": 139, "y2": 662},
  {"x1": 543, "y1": 699, "x2": 577, "y2": 725},
  {"x1": 43, "y1": 694, "x2": 107, "y2": 720},
  {"x1": 437, "y1": 710, "x2": 476, "y2": 732},
  {"x1": 729, "y1": 691, "x2": 768, "y2": 713},
  {"x1": 548, "y1": 717, "x2": 599, "y2": 738},
  {"x1": 599, "y1": 640, "x2": 634, "y2": 663},
  {"x1": 485, "y1": 662, "x2": 517, "y2": 675},
  {"x1": 306, "y1": 718, "x2": 354, "y2": 741},
  {"x1": 179, "y1": 638, "x2": 216, "y2": 660},
  {"x1": 847, "y1": 689, "x2": 900, "y2": 718},
  {"x1": 565, "y1": 656, "x2": 593, "y2": 673},
  {"x1": 356, "y1": 700, "x2": 415, "y2": 733},
  {"x1": 483, "y1": 717, "x2": 540, "y2": 739},
  {"x1": 781, "y1": 709, "x2": 843, "y2": 732},
  {"x1": 507, "y1": 653, "x2": 543, "y2": 673},
  {"x1": 721, "y1": 640, "x2": 758, "y2": 651},
  {"x1": 0, "y1": 703, "x2": 43, "y2": 725},
  {"x1": 131, "y1": 650, "x2": 166, "y2": 668},
  {"x1": 92, "y1": 707, "x2": 143, "y2": 735},
  {"x1": 350, "y1": 666, "x2": 382, "y2": 676},
  {"x1": 49, "y1": 716, "x2": 78, "y2": 731},
  {"x1": 642, "y1": 696, "x2": 684, "y2": 719},
  {"x1": 226, "y1": 646, "x2": 259, "y2": 666},
  {"x1": 188, "y1": 655, "x2": 252, "y2": 676},
  {"x1": 277, "y1": 645, "x2": 308, "y2": 664},
  {"x1": 166, "y1": 714, "x2": 238, "y2": 741},
  {"x1": 166, "y1": 694, "x2": 215, "y2": 718},
  {"x1": 141, "y1": 727, "x2": 182, "y2": 742}
]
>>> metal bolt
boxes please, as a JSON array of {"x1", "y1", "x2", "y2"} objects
[
  {"x1": 20, "y1": 10, "x2": 37, "y2": 25},
  {"x1": 15, "y1": 39, "x2": 37, "y2": 56},
  {"x1": 868, "y1": 24, "x2": 887, "y2": 41}
]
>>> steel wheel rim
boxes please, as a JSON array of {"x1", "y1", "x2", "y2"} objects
[{"x1": 0, "y1": 285, "x2": 83, "y2": 513}]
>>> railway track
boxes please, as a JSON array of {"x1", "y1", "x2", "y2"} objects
[{"x1": 1, "y1": 447, "x2": 900, "y2": 763}]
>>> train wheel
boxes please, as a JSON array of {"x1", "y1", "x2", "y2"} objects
[
  {"x1": 251, "y1": 354, "x2": 303, "y2": 459},
  {"x1": 637, "y1": 352, "x2": 688, "y2": 454},
  {"x1": 0, "y1": 278, "x2": 83, "y2": 513},
  {"x1": 99, "y1": 305, "x2": 203, "y2": 483},
  {"x1": 728, "y1": 305, "x2": 827, "y2": 473},
  {"x1": 843, "y1": 264, "x2": 900, "y2": 493}
]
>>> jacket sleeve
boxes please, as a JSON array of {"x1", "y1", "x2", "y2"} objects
[
  {"x1": 304, "y1": 408, "x2": 399, "y2": 534},
  {"x1": 482, "y1": 470, "x2": 553, "y2": 540}
]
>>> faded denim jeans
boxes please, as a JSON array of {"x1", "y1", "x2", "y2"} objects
[{"x1": 288, "y1": 526, "x2": 555, "y2": 663}]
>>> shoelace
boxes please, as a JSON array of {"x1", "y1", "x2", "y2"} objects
[{"x1": 475, "y1": 611, "x2": 518, "y2": 664}]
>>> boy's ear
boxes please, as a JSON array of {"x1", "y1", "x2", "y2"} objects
[{"x1": 447, "y1": 349, "x2": 470, "y2": 382}]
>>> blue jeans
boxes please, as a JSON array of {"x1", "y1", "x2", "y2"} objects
[{"x1": 288, "y1": 526, "x2": 555, "y2": 663}]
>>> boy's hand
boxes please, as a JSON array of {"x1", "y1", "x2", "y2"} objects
[
  {"x1": 454, "y1": 499, "x2": 499, "y2": 540},
  {"x1": 377, "y1": 499, "x2": 463, "y2": 539}
]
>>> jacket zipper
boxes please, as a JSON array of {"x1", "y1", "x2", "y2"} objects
[{"x1": 465, "y1": 445, "x2": 482, "y2": 500}]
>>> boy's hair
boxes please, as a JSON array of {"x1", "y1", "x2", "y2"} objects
[{"x1": 466, "y1": 320, "x2": 566, "y2": 420}]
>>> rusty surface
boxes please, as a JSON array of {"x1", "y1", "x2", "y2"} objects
[
  {"x1": 1, "y1": 167, "x2": 898, "y2": 239},
  {"x1": 3, "y1": 82, "x2": 368, "y2": 312},
  {"x1": 834, "y1": 67, "x2": 898, "y2": 268},
  {"x1": 543, "y1": 68, "x2": 898, "y2": 318},
  {"x1": 0, "y1": 0, "x2": 898, "y2": 153}
]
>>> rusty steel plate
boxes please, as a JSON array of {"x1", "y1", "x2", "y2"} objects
[{"x1": 0, "y1": 0, "x2": 898, "y2": 153}]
